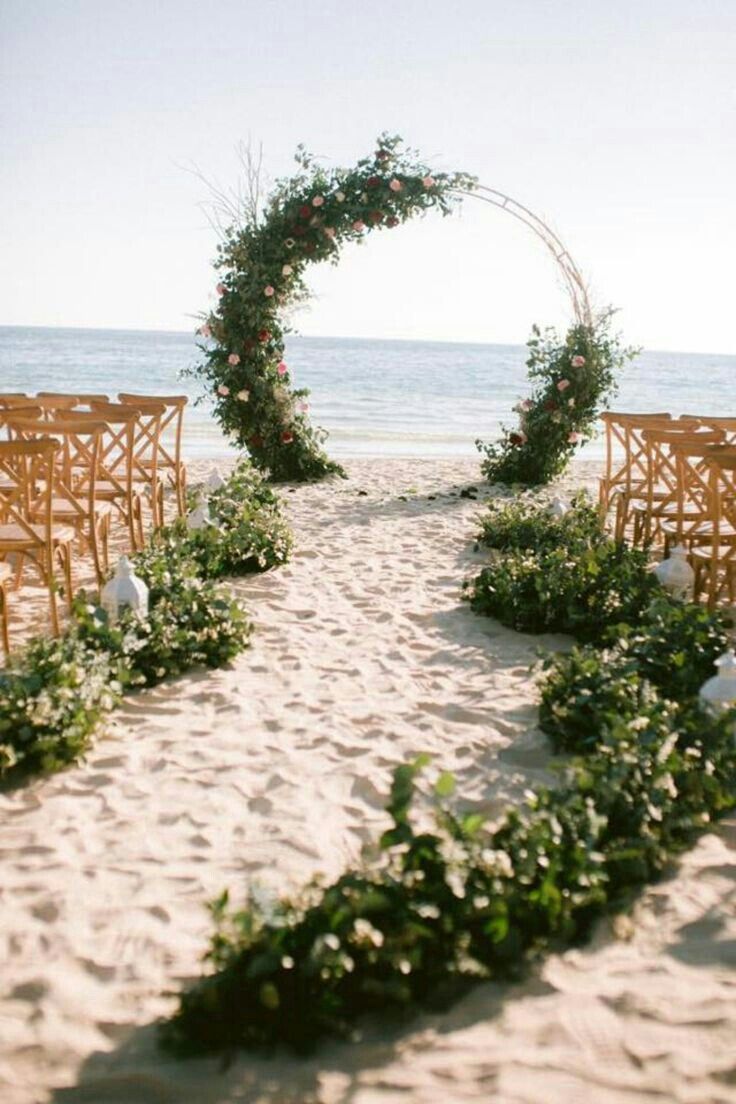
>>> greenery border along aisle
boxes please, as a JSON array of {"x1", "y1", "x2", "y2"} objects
[
  {"x1": 162, "y1": 496, "x2": 735, "y2": 1055},
  {"x1": 0, "y1": 460, "x2": 292, "y2": 782},
  {"x1": 195, "y1": 134, "x2": 474, "y2": 482}
]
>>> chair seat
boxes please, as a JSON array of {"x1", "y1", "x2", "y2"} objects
[
  {"x1": 0, "y1": 522, "x2": 75, "y2": 546},
  {"x1": 41, "y1": 497, "x2": 114, "y2": 520},
  {"x1": 94, "y1": 481, "x2": 145, "y2": 498}
]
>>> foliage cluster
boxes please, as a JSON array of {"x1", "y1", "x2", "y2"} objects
[
  {"x1": 478, "y1": 313, "x2": 637, "y2": 486},
  {"x1": 195, "y1": 135, "x2": 474, "y2": 482},
  {"x1": 163, "y1": 497, "x2": 735, "y2": 1056},
  {"x1": 0, "y1": 459, "x2": 291, "y2": 780}
]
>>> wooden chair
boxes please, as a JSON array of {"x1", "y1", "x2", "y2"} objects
[
  {"x1": 118, "y1": 392, "x2": 188, "y2": 517},
  {"x1": 92, "y1": 400, "x2": 167, "y2": 530},
  {"x1": 630, "y1": 427, "x2": 726, "y2": 547},
  {"x1": 0, "y1": 438, "x2": 75, "y2": 635},
  {"x1": 598, "y1": 413, "x2": 701, "y2": 539},
  {"x1": 35, "y1": 406, "x2": 144, "y2": 552},
  {"x1": 0, "y1": 560, "x2": 11, "y2": 656},
  {"x1": 691, "y1": 448, "x2": 736, "y2": 608},
  {"x1": 6, "y1": 415, "x2": 113, "y2": 585}
]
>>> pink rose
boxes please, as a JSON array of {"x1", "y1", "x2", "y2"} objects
[
  {"x1": 264, "y1": 285, "x2": 275, "y2": 297},
  {"x1": 324, "y1": 227, "x2": 336, "y2": 239},
  {"x1": 227, "y1": 353, "x2": 240, "y2": 366},
  {"x1": 352, "y1": 219, "x2": 365, "y2": 231},
  {"x1": 568, "y1": 431, "x2": 581, "y2": 443},
  {"x1": 216, "y1": 282, "x2": 226, "y2": 296},
  {"x1": 277, "y1": 362, "x2": 288, "y2": 376},
  {"x1": 571, "y1": 355, "x2": 585, "y2": 367},
  {"x1": 217, "y1": 384, "x2": 230, "y2": 396},
  {"x1": 422, "y1": 176, "x2": 435, "y2": 188},
  {"x1": 312, "y1": 196, "x2": 324, "y2": 207},
  {"x1": 298, "y1": 401, "x2": 309, "y2": 413},
  {"x1": 282, "y1": 264, "x2": 293, "y2": 276},
  {"x1": 389, "y1": 179, "x2": 402, "y2": 192},
  {"x1": 236, "y1": 389, "x2": 250, "y2": 402},
  {"x1": 521, "y1": 399, "x2": 533, "y2": 411},
  {"x1": 557, "y1": 379, "x2": 570, "y2": 391}
]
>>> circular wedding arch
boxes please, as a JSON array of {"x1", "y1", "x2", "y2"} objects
[{"x1": 195, "y1": 136, "x2": 627, "y2": 485}]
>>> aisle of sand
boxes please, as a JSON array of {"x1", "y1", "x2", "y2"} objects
[{"x1": 1, "y1": 458, "x2": 733, "y2": 1104}]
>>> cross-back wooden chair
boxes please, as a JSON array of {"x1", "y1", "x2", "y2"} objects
[
  {"x1": 598, "y1": 413, "x2": 702, "y2": 539},
  {"x1": 118, "y1": 393, "x2": 188, "y2": 517},
  {"x1": 6, "y1": 415, "x2": 113, "y2": 585},
  {"x1": 43, "y1": 405, "x2": 144, "y2": 551},
  {"x1": 691, "y1": 448, "x2": 736, "y2": 608},
  {"x1": 0, "y1": 438, "x2": 75, "y2": 635},
  {"x1": 92, "y1": 399, "x2": 167, "y2": 530},
  {"x1": 630, "y1": 427, "x2": 726, "y2": 547}
]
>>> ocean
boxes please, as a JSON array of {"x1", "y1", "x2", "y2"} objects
[{"x1": 1, "y1": 326, "x2": 734, "y2": 461}]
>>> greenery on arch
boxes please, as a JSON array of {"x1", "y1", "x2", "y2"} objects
[{"x1": 194, "y1": 135, "x2": 475, "y2": 482}]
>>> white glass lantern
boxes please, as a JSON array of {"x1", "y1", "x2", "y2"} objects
[
  {"x1": 653, "y1": 545, "x2": 694, "y2": 601},
  {"x1": 699, "y1": 650, "x2": 736, "y2": 715},
  {"x1": 100, "y1": 555, "x2": 149, "y2": 623},
  {"x1": 186, "y1": 496, "x2": 214, "y2": 531},
  {"x1": 206, "y1": 469, "x2": 226, "y2": 492},
  {"x1": 548, "y1": 496, "x2": 570, "y2": 519}
]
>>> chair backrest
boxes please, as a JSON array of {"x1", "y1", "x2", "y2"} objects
[
  {"x1": 600, "y1": 412, "x2": 693, "y2": 498},
  {"x1": 0, "y1": 438, "x2": 61, "y2": 551},
  {"x1": 4, "y1": 416, "x2": 107, "y2": 522},
  {"x1": 91, "y1": 399, "x2": 166, "y2": 484},
  {"x1": 640, "y1": 427, "x2": 726, "y2": 512},
  {"x1": 117, "y1": 393, "x2": 187, "y2": 474},
  {"x1": 679, "y1": 415, "x2": 736, "y2": 444},
  {"x1": 703, "y1": 448, "x2": 736, "y2": 547},
  {"x1": 37, "y1": 391, "x2": 110, "y2": 407}
]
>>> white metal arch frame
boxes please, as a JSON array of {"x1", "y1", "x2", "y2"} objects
[{"x1": 452, "y1": 185, "x2": 593, "y2": 328}]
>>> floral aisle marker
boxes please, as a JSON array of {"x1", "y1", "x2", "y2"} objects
[{"x1": 194, "y1": 134, "x2": 475, "y2": 482}]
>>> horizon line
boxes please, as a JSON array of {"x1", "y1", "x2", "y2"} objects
[{"x1": 0, "y1": 322, "x2": 733, "y2": 361}]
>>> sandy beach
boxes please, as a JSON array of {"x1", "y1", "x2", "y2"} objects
[{"x1": 1, "y1": 457, "x2": 734, "y2": 1104}]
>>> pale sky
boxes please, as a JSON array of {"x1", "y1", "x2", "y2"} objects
[{"x1": 1, "y1": 0, "x2": 734, "y2": 353}]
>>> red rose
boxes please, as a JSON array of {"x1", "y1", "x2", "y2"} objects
[
  {"x1": 293, "y1": 225, "x2": 306, "y2": 237},
  {"x1": 509, "y1": 432, "x2": 523, "y2": 446},
  {"x1": 367, "y1": 176, "x2": 381, "y2": 187},
  {"x1": 281, "y1": 430, "x2": 294, "y2": 444},
  {"x1": 299, "y1": 205, "x2": 311, "y2": 219},
  {"x1": 375, "y1": 150, "x2": 390, "y2": 161},
  {"x1": 250, "y1": 434, "x2": 264, "y2": 449},
  {"x1": 543, "y1": 399, "x2": 556, "y2": 412},
  {"x1": 386, "y1": 216, "x2": 399, "y2": 228},
  {"x1": 257, "y1": 329, "x2": 270, "y2": 342},
  {"x1": 369, "y1": 210, "x2": 384, "y2": 223}
]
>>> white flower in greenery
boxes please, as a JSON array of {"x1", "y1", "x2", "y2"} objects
[
  {"x1": 236, "y1": 389, "x2": 250, "y2": 402},
  {"x1": 282, "y1": 264, "x2": 293, "y2": 276},
  {"x1": 335, "y1": 190, "x2": 346, "y2": 202}
]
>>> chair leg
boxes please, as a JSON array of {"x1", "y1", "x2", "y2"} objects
[{"x1": 0, "y1": 583, "x2": 9, "y2": 657}]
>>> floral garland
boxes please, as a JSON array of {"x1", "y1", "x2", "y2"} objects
[
  {"x1": 477, "y1": 311, "x2": 637, "y2": 486},
  {"x1": 195, "y1": 135, "x2": 475, "y2": 482}
]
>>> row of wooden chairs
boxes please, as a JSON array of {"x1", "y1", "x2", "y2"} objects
[
  {"x1": 0, "y1": 391, "x2": 188, "y2": 654},
  {"x1": 599, "y1": 411, "x2": 736, "y2": 608}
]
